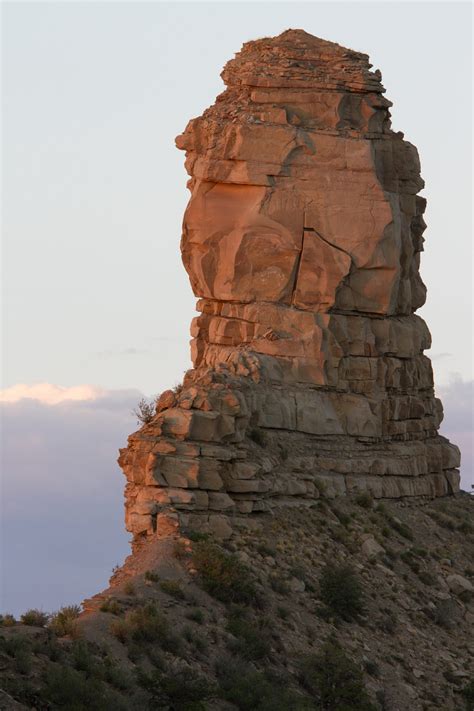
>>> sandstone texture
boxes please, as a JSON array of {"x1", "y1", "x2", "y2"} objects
[{"x1": 119, "y1": 29, "x2": 461, "y2": 544}]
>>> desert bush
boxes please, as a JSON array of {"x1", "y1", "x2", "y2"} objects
[
  {"x1": 186, "y1": 608, "x2": 205, "y2": 624},
  {"x1": 256, "y1": 543, "x2": 277, "y2": 557},
  {"x1": 193, "y1": 541, "x2": 257, "y2": 605},
  {"x1": 364, "y1": 659, "x2": 380, "y2": 677},
  {"x1": 110, "y1": 602, "x2": 182, "y2": 654},
  {"x1": 430, "y1": 598, "x2": 462, "y2": 630},
  {"x1": 1, "y1": 635, "x2": 33, "y2": 675},
  {"x1": 43, "y1": 663, "x2": 127, "y2": 710},
  {"x1": 217, "y1": 659, "x2": 311, "y2": 710},
  {"x1": 71, "y1": 641, "x2": 98, "y2": 676},
  {"x1": 400, "y1": 550, "x2": 420, "y2": 573},
  {"x1": 100, "y1": 597, "x2": 122, "y2": 615},
  {"x1": 33, "y1": 635, "x2": 62, "y2": 662},
  {"x1": 132, "y1": 397, "x2": 156, "y2": 425},
  {"x1": 248, "y1": 428, "x2": 267, "y2": 447},
  {"x1": 314, "y1": 479, "x2": 328, "y2": 496},
  {"x1": 0, "y1": 614, "x2": 16, "y2": 626},
  {"x1": 355, "y1": 492, "x2": 373, "y2": 509},
  {"x1": 123, "y1": 580, "x2": 135, "y2": 595},
  {"x1": 417, "y1": 570, "x2": 437, "y2": 587},
  {"x1": 226, "y1": 611, "x2": 271, "y2": 661},
  {"x1": 300, "y1": 637, "x2": 377, "y2": 710},
  {"x1": 103, "y1": 657, "x2": 133, "y2": 691},
  {"x1": 20, "y1": 609, "x2": 49, "y2": 627},
  {"x1": 458, "y1": 519, "x2": 474, "y2": 535},
  {"x1": 270, "y1": 574, "x2": 290, "y2": 595},
  {"x1": 160, "y1": 579, "x2": 186, "y2": 600},
  {"x1": 49, "y1": 605, "x2": 81, "y2": 637},
  {"x1": 186, "y1": 530, "x2": 210, "y2": 542},
  {"x1": 144, "y1": 570, "x2": 160, "y2": 582},
  {"x1": 461, "y1": 678, "x2": 474, "y2": 711},
  {"x1": 377, "y1": 609, "x2": 397, "y2": 634},
  {"x1": 173, "y1": 539, "x2": 189, "y2": 559},
  {"x1": 319, "y1": 564, "x2": 364, "y2": 621},
  {"x1": 387, "y1": 516, "x2": 414, "y2": 541},
  {"x1": 331, "y1": 508, "x2": 352, "y2": 527},
  {"x1": 138, "y1": 666, "x2": 214, "y2": 710}
]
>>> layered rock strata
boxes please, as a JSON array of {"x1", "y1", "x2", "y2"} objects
[{"x1": 119, "y1": 30, "x2": 460, "y2": 542}]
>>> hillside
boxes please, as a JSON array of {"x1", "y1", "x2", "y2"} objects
[{"x1": 1, "y1": 493, "x2": 472, "y2": 710}]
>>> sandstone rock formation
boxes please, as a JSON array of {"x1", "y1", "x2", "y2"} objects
[{"x1": 119, "y1": 29, "x2": 461, "y2": 543}]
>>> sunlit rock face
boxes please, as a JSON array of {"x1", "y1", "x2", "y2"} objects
[{"x1": 119, "y1": 30, "x2": 460, "y2": 543}]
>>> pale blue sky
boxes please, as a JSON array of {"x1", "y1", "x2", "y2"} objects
[{"x1": 3, "y1": 1, "x2": 472, "y2": 396}]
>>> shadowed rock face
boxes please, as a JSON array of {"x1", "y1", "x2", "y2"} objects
[{"x1": 119, "y1": 30, "x2": 460, "y2": 543}]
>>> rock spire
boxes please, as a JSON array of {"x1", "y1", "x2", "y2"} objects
[{"x1": 119, "y1": 30, "x2": 460, "y2": 543}]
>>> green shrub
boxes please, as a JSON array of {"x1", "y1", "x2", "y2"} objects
[
  {"x1": 138, "y1": 667, "x2": 214, "y2": 710},
  {"x1": 49, "y1": 605, "x2": 81, "y2": 637},
  {"x1": 186, "y1": 608, "x2": 205, "y2": 624},
  {"x1": 300, "y1": 637, "x2": 377, "y2": 710},
  {"x1": 160, "y1": 579, "x2": 186, "y2": 600},
  {"x1": 20, "y1": 609, "x2": 49, "y2": 627},
  {"x1": 144, "y1": 570, "x2": 160, "y2": 582},
  {"x1": 43, "y1": 663, "x2": 126, "y2": 710},
  {"x1": 256, "y1": 543, "x2": 276, "y2": 557},
  {"x1": 174, "y1": 540, "x2": 188, "y2": 559},
  {"x1": 377, "y1": 610, "x2": 397, "y2": 634},
  {"x1": 355, "y1": 492, "x2": 373, "y2": 509},
  {"x1": 314, "y1": 479, "x2": 327, "y2": 496},
  {"x1": 103, "y1": 658, "x2": 133, "y2": 690},
  {"x1": 110, "y1": 602, "x2": 182, "y2": 654},
  {"x1": 217, "y1": 659, "x2": 311, "y2": 710},
  {"x1": 248, "y1": 428, "x2": 267, "y2": 447},
  {"x1": 71, "y1": 641, "x2": 98, "y2": 677},
  {"x1": 400, "y1": 550, "x2": 420, "y2": 573},
  {"x1": 461, "y1": 678, "x2": 474, "y2": 711},
  {"x1": 0, "y1": 614, "x2": 16, "y2": 626},
  {"x1": 193, "y1": 542, "x2": 257, "y2": 605},
  {"x1": 227, "y1": 612, "x2": 271, "y2": 661},
  {"x1": 35, "y1": 636, "x2": 62, "y2": 662},
  {"x1": 186, "y1": 530, "x2": 210, "y2": 542},
  {"x1": 1, "y1": 635, "x2": 34, "y2": 676},
  {"x1": 458, "y1": 519, "x2": 474, "y2": 535},
  {"x1": 270, "y1": 575, "x2": 290, "y2": 595},
  {"x1": 387, "y1": 517, "x2": 414, "y2": 541},
  {"x1": 418, "y1": 570, "x2": 437, "y2": 586},
  {"x1": 332, "y1": 508, "x2": 351, "y2": 527},
  {"x1": 123, "y1": 580, "x2": 135, "y2": 595},
  {"x1": 364, "y1": 659, "x2": 380, "y2": 677},
  {"x1": 319, "y1": 564, "x2": 364, "y2": 621},
  {"x1": 100, "y1": 597, "x2": 122, "y2": 615}
]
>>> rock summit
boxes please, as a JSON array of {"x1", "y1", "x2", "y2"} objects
[{"x1": 119, "y1": 30, "x2": 461, "y2": 544}]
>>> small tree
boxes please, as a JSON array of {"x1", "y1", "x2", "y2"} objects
[{"x1": 319, "y1": 564, "x2": 364, "y2": 621}]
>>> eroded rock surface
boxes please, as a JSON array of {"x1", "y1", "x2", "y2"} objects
[{"x1": 119, "y1": 30, "x2": 460, "y2": 543}]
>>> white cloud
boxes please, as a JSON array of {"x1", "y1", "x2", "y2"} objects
[
  {"x1": 1, "y1": 386, "x2": 141, "y2": 616},
  {"x1": 0, "y1": 382, "x2": 106, "y2": 405}
]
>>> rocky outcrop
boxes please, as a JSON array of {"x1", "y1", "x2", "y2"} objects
[{"x1": 119, "y1": 30, "x2": 460, "y2": 543}]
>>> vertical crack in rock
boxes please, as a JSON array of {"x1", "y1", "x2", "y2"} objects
[
  {"x1": 119, "y1": 29, "x2": 461, "y2": 545},
  {"x1": 290, "y1": 226, "x2": 306, "y2": 306}
]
